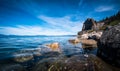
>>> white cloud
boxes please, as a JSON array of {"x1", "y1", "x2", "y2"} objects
[
  {"x1": 95, "y1": 6, "x2": 114, "y2": 12},
  {"x1": 38, "y1": 15, "x2": 83, "y2": 34},
  {"x1": 0, "y1": 26, "x2": 74, "y2": 35},
  {"x1": 0, "y1": 15, "x2": 83, "y2": 35}
]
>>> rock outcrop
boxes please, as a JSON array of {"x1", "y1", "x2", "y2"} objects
[
  {"x1": 78, "y1": 31, "x2": 102, "y2": 40},
  {"x1": 78, "y1": 18, "x2": 103, "y2": 40},
  {"x1": 82, "y1": 18, "x2": 97, "y2": 31},
  {"x1": 97, "y1": 23, "x2": 120, "y2": 67}
]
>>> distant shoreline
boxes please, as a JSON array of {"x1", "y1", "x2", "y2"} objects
[{"x1": 0, "y1": 34, "x2": 76, "y2": 37}]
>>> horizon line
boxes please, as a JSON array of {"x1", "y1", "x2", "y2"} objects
[{"x1": 0, "y1": 34, "x2": 76, "y2": 36}]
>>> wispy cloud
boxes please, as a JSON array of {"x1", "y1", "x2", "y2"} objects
[
  {"x1": 38, "y1": 15, "x2": 83, "y2": 34},
  {"x1": 0, "y1": 15, "x2": 83, "y2": 35},
  {"x1": 95, "y1": 6, "x2": 114, "y2": 12},
  {"x1": 0, "y1": 25, "x2": 74, "y2": 35}
]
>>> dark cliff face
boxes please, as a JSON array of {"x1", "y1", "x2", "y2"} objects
[
  {"x1": 82, "y1": 18, "x2": 97, "y2": 31},
  {"x1": 97, "y1": 23, "x2": 120, "y2": 67}
]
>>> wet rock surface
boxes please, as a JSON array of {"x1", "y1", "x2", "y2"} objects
[
  {"x1": 97, "y1": 23, "x2": 120, "y2": 67},
  {"x1": 0, "y1": 52, "x2": 120, "y2": 71},
  {"x1": 32, "y1": 54, "x2": 119, "y2": 71},
  {"x1": 13, "y1": 48, "x2": 41, "y2": 62},
  {"x1": 68, "y1": 38, "x2": 97, "y2": 49}
]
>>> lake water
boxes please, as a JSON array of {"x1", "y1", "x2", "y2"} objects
[
  {"x1": 0, "y1": 36, "x2": 97, "y2": 60},
  {"x1": 0, "y1": 36, "x2": 98, "y2": 71}
]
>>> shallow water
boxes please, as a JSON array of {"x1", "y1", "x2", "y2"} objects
[
  {"x1": 0, "y1": 36, "x2": 98, "y2": 71},
  {"x1": 0, "y1": 36, "x2": 97, "y2": 59}
]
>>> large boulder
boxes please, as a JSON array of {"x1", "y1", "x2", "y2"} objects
[
  {"x1": 97, "y1": 23, "x2": 120, "y2": 67},
  {"x1": 32, "y1": 54, "x2": 114, "y2": 71}
]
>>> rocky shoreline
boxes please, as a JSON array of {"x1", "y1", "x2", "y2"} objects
[
  {"x1": 97, "y1": 23, "x2": 120, "y2": 67},
  {"x1": 76, "y1": 17, "x2": 120, "y2": 68}
]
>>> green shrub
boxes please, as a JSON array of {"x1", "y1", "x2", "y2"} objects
[
  {"x1": 109, "y1": 20, "x2": 120, "y2": 26},
  {"x1": 87, "y1": 30, "x2": 94, "y2": 33}
]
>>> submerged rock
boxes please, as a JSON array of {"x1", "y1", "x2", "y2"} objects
[
  {"x1": 68, "y1": 38, "x2": 97, "y2": 48},
  {"x1": 13, "y1": 53, "x2": 33, "y2": 62},
  {"x1": 68, "y1": 39, "x2": 80, "y2": 45},
  {"x1": 42, "y1": 52, "x2": 61, "y2": 58},
  {"x1": 0, "y1": 64, "x2": 25, "y2": 71},
  {"x1": 97, "y1": 23, "x2": 120, "y2": 67},
  {"x1": 45, "y1": 42, "x2": 61, "y2": 52},
  {"x1": 12, "y1": 48, "x2": 41, "y2": 62}
]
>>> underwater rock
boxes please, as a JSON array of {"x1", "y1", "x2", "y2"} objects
[
  {"x1": 33, "y1": 52, "x2": 41, "y2": 56},
  {"x1": 12, "y1": 48, "x2": 42, "y2": 62},
  {"x1": 13, "y1": 53, "x2": 33, "y2": 62},
  {"x1": 68, "y1": 39, "x2": 80, "y2": 45},
  {"x1": 0, "y1": 64, "x2": 25, "y2": 71},
  {"x1": 68, "y1": 39, "x2": 97, "y2": 48},
  {"x1": 33, "y1": 47, "x2": 41, "y2": 56},
  {"x1": 44, "y1": 42, "x2": 61, "y2": 52},
  {"x1": 42, "y1": 52, "x2": 61, "y2": 58}
]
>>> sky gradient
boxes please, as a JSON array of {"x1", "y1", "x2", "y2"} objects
[{"x1": 0, "y1": 0, "x2": 120, "y2": 35}]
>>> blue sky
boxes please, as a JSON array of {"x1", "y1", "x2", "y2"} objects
[{"x1": 0, "y1": 0, "x2": 120, "y2": 35}]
